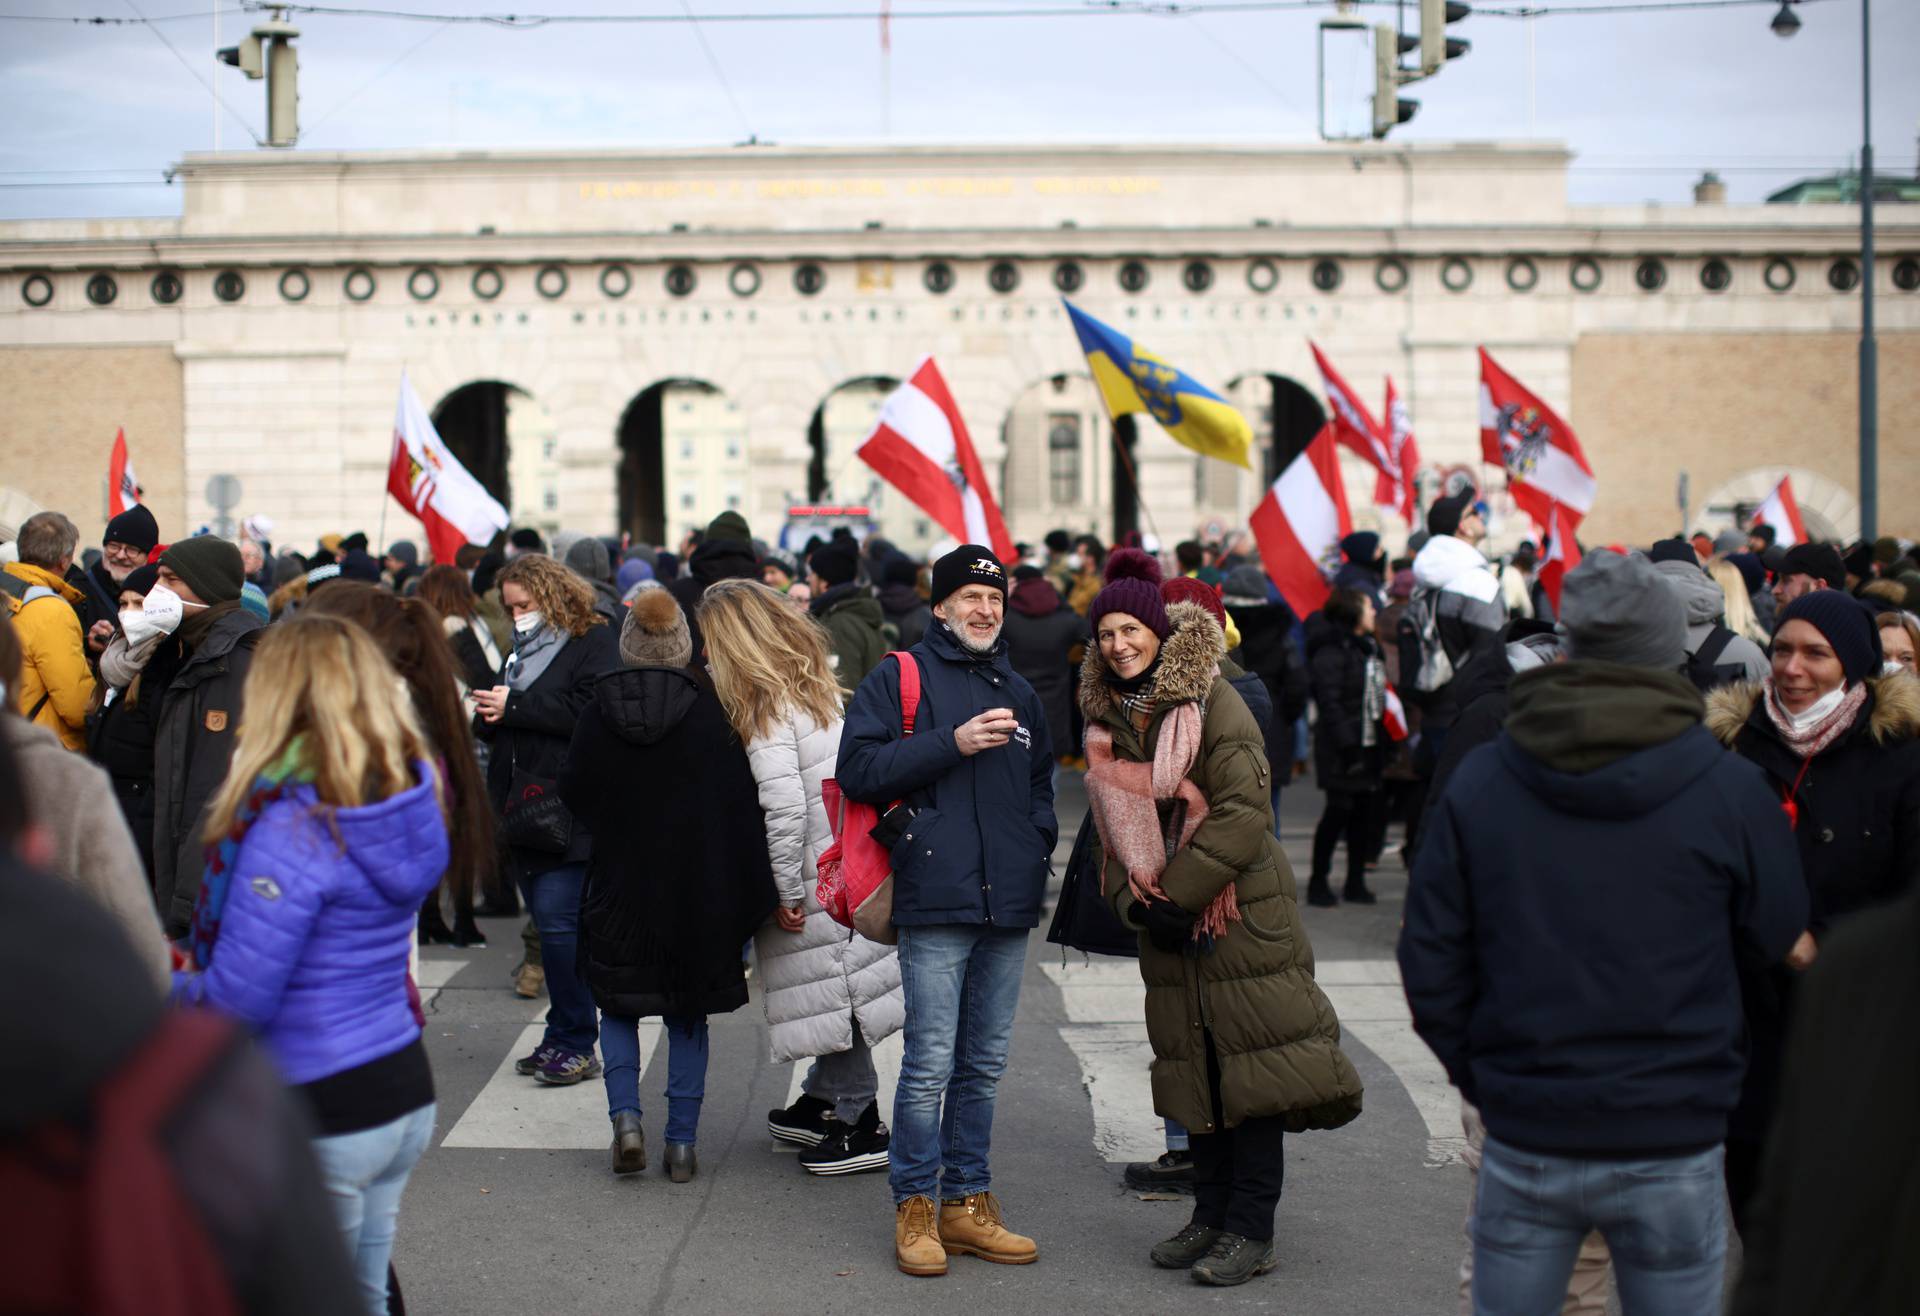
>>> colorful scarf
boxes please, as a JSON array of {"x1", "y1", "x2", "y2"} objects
[
  {"x1": 1763, "y1": 678, "x2": 1866, "y2": 760},
  {"x1": 189, "y1": 738, "x2": 315, "y2": 971}
]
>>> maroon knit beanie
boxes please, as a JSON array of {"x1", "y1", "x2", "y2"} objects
[
  {"x1": 1161, "y1": 575, "x2": 1225, "y2": 632},
  {"x1": 1089, "y1": 548, "x2": 1170, "y2": 638}
]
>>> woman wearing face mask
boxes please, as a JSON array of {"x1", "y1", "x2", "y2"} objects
[
  {"x1": 1875, "y1": 609, "x2": 1920, "y2": 675},
  {"x1": 86, "y1": 562, "x2": 168, "y2": 885},
  {"x1": 1706, "y1": 591, "x2": 1920, "y2": 1234},
  {"x1": 472, "y1": 554, "x2": 618, "y2": 1088}
]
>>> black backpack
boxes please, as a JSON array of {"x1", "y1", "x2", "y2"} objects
[{"x1": 1681, "y1": 626, "x2": 1745, "y2": 692}]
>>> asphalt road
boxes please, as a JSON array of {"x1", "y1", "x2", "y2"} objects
[{"x1": 399, "y1": 773, "x2": 1471, "y2": 1314}]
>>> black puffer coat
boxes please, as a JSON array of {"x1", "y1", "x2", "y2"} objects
[
  {"x1": 1308, "y1": 627, "x2": 1385, "y2": 795},
  {"x1": 1227, "y1": 600, "x2": 1307, "y2": 771},
  {"x1": 1004, "y1": 576, "x2": 1084, "y2": 757},
  {"x1": 559, "y1": 665, "x2": 776, "y2": 1019}
]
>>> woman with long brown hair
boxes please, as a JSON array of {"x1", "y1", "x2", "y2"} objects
[
  {"x1": 417, "y1": 563, "x2": 503, "y2": 698},
  {"x1": 302, "y1": 582, "x2": 493, "y2": 948},
  {"x1": 698, "y1": 579, "x2": 903, "y2": 1175},
  {"x1": 474, "y1": 554, "x2": 619, "y2": 1087}
]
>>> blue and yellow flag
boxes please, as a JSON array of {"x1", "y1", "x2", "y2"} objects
[{"x1": 1063, "y1": 299, "x2": 1252, "y2": 470}]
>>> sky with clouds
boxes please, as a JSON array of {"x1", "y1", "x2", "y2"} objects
[{"x1": 1, "y1": 0, "x2": 1915, "y2": 221}]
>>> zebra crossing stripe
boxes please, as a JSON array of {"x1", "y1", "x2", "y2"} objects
[{"x1": 441, "y1": 1015, "x2": 664, "y2": 1150}]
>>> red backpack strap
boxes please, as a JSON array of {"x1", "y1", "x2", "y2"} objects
[{"x1": 890, "y1": 651, "x2": 921, "y2": 738}]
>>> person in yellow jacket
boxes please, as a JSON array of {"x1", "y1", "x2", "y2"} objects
[{"x1": 3, "y1": 512, "x2": 96, "y2": 751}]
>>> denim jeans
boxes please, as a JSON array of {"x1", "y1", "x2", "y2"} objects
[
  {"x1": 1472, "y1": 1136, "x2": 1726, "y2": 1316},
  {"x1": 309, "y1": 1103, "x2": 437, "y2": 1316},
  {"x1": 1164, "y1": 1116, "x2": 1190, "y2": 1153},
  {"x1": 519, "y1": 862, "x2": 596, "y2": 1053},
  {"x1": 890, "y1": 923, "x2": 1028, "y2": 1203},
  {"x1": 803, "y1": 1023, "x2": 879, "y2": 1123},
  {"x1": 600, "y1": 1013, "x2": 709, "y2": 1145}
]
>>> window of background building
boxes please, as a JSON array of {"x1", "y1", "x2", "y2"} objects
[{"x1": 1048, "y1": 412, "x2": 1082, "y2": 506}]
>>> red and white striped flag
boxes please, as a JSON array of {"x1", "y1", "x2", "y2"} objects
[
  {"x1": 1384, "y1": 686, "x2": 1409, "y2": 743},
  {"x1": 1383, "y1": 377, "x2": 1421, "y2": 526},
  {"x1": 387, "y1": 371, "x2": 510, "y2": 564},
  {"x1": 1752, "y1": 475, "x2": 1807, "y2": 548},
  {"x1": 1248, "y1": 422, "x2": 1353, "y2": 619},
  {"x1": 107, "y1": 427, "x2": 142, "y2": 518},
  {"x1": 857, "y1": 356, "x2": 1015, "y2": 562},
  {"x1": 1478, "y1": 348, "x2": 1596, "y2": 529},
  {"x1": 1310, "y1": 343, "x2": 1400, "y2": 515},
  {"x1": 1537, "y1": 501, "x2": 1583, "y2": 614}
]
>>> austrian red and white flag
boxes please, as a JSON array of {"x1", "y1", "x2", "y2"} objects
[
  {"x1": 387, "y1": 371, "x2": 510, "y2": 564},
  {"x1": 1478, "y1": 349, "x2": 1597, "y2": 530},
  {"x1": 857, "y1": 356, "x2": 1015, "y2": 562},
  {"x1": 1752, "y1": 476, "x2": 1807, "y2": 549},
  {"x1": 1310, "y1": 342, "x2": 1400, "y2": 514},
  {"x1": 1383, "y1": 686, "x2": 1409, "y2": 743},
  {"x1": 107, "y1": 427, "x2": 142, "y2": 518},
  {"x1": 1248, "y1": 422, "x2": 1353, "y2": 619},
  {"x1": 1383, "y1": 377, "x2": 1421, "y2": 526},
  {"x1": 1537, "y1": 501, "x2": 1584, "y2": 615}
]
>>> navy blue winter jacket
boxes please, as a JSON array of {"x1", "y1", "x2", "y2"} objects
[
  {"x1": 1399, "y1": 662, "x2": 1808, "y2": 1157},
  {"x1": 837, "y1": 620, "x2": 1058, "y2": 929}
]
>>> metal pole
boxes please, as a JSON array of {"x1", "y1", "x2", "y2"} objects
[{"x1": 1859, "y1": 0, "x2": 1877, "y2": 538}]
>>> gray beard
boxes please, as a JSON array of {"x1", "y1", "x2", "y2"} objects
[{"x1": 948, "y1": 620, "x2": 1003, "y2": 655}]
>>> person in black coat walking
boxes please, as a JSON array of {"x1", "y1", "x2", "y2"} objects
[
  {"x1": 1223, "y1": 567, "x2": 1307, "y2": 828},
  {"x1": 1004, "y1": 567, "x2": 1084, "y2": 765},
  {"x1": 473, "y1": 555, "x2": 620, "y2": 1088},
  {"x1": 559, "y1": 589, "x2": 776, "y2": 1181},
  {"x1": 1307, "y1": 589, "x2": 1387, "y2": 907},
  {"x1": 876, "y1": 556, "x2": 932, "y2": 651}
]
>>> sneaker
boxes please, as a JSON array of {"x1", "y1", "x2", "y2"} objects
[
  {"x1": 1123, "y1": 1149, "x2": 1195, "y2": 1193},
  {"x1": 533, "y1": 1048, "x2": 602, "y2": 1086},
  {"x1": 799, "y1": 1105, "x2": 890, "y2": 1176},
  {"x1": 1150, "y1": 1222, "x2": 1224, "y2": 1269},
  {"x1": 514, "y1": 1042, "x2": 561, "y2": 1077},
  {"x1": 1190, "y1": 1232, "x2": 1277, "y2": 1287},
  {"x1": 767, "y1": 1092, "x2": 835, "y2": 1147}
]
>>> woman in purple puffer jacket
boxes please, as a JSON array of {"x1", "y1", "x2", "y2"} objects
[{"x1": 172, "y1": 614, "x2": 450, "y2": 1315}]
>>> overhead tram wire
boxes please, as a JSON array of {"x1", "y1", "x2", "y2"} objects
[{"x1": 119, "y1": 0, "x2": 264, "y2": 144}]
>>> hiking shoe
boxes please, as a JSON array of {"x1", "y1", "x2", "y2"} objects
[
  {"x1": 768, "y1": 1092, "x2": 835, "y2": 1147},
  {"x1": 939, "y1": 1192, "x2": 1038, "y2": 1265},
  {"x1": 512, "y1": 961, "x2": 545, "y2": 999},
  {"x1": 514, "y1": 1042, "x2": 561, "y2": 1077},
  {"x1": 1124, "y1": 1149, "x2": 1195, "y2": 1193},
  {"x1": 1151, "y1": 1222, "x2": 1224, "y2": 1269},
  {"x1": 533, "y1": 1048, "x2": 602, "y2": 1086},
  {"x1": 610, "y1": 1112, "x2": 646, "y2": 1175},
  {"x1": 1190, "y1": 1233, "x2": 1276, "y2": 1287},
  {"x1": 896, "y1": 1196, "x2": 946, "y2": 1277},
  {"x1": 799, "y1": 1105, "x2": 890, "y2": 1176}
]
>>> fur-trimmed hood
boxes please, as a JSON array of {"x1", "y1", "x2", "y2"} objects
[
  {"x1": 1078, "y1": 600, "x2": 1224, "y2": 723},
  {"x1": 1704, "y1": 668, "x2": 1920, "y2": 748}
]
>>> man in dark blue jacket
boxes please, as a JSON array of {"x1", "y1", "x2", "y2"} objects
[
  {"x1": 1399, "y1": 550, "x2": 1809, "y2": 1315},
  {"x1": 837, "y1": 544, "x2": 1056, "y2": 1279}
]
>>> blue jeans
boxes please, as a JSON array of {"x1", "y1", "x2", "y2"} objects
[
  {"x1": 519, "y1": 862, "x2": 596, "y2": 1053},
  {"x1": 310, "y1": 1103, "x2": 437, "y2": 1316},
  {"x1": 890, "y1": 923, "x2": 1028, "y2": 1203},
  {"x1": 1270, "y1": 778, "x2": 1285, "y2": 840},
  {"x1": 1472, "y1": 1136, "x2": 1726, "y2": 1316},
  {"x1": 1164, "y1": 1116, "x2": 1190, "y2": 1152},
  {"x1": 601, "y1": 1013, "x2": 709, "y2": 1146}
]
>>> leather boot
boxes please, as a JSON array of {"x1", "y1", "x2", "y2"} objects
[
  {"x1": 1305, "y1": 874, "x2": 1339, "y2": 908},
  {"x1": 939, "y1": 1192, "x2": 1038, "y2": 1265},
  {"x1": 610, "y1": 1112, "x2": 645, "y2": 1175},
  {"x1": 894, "y1": 1195, "x2": 947, "y2": 1277},
  {"x1": 1341, "y1": 878, "x2": 1377, "y2": 905},
  {"x1": 663, "y1": 1142, "x2": 697, "y2": 1183}
]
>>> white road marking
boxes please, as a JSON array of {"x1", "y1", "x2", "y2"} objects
[
  {"x1": 1316, "y1": 959, "x2": 1466, "y2": 1166},
  {"x1": 416, "y1": 958, "x2": 467, "y2": 1010},
  {"x1": 781, "y1": 1030, "x2": 905, "y2": 1111},
  {"x1": 441, "y1": 1017, "x2": 662, "y2": 1150}
]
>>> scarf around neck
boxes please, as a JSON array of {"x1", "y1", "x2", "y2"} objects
[
  {"x1": 503, "y1": 620, "x2": 564, "y2": 692},
  {"x1": 1103, "y1": 656, "x2": 1162, "y2": 733},
  {"x1": 1764, "y1": 678, "x2": 1866, "y2": 760},
  {"x1": 190, "y1": 737, "x2": 316, "y2": 971}
]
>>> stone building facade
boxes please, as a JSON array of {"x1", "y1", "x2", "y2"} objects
[{"x1": 1, "y1": 142, "x2": 1915, "y2": 556}]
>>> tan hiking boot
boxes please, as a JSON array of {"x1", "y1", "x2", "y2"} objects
[
  {"x1": 939, "y1": 1192, "x2": 1038, "y2": 1265},
  {"x1": 513, "y1": 961, "x2": 545, "y2": 999},
  {"x1": 895, "y1": 1195, "x2": 947, "y2": 1277}
]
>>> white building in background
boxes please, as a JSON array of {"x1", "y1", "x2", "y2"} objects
[{"x1": 2, "y1": 141, "x2": 1915, "y2": 557}]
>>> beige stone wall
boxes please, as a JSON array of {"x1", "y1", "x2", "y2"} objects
[
  {"x1": 1571, "y1": 331, "x2": 1920, "y2": 546},
  {"x1": 0, "y1": 345, "x2": 185, "y2": 544}
]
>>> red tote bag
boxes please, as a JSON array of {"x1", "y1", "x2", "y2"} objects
[{"x1": 816, "y1": 651, "x2": 921, "y2": 946}]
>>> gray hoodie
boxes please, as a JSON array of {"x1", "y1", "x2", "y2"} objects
[{"x1": 1650, "y1": 559, "x2": 1769, "y2": 682}]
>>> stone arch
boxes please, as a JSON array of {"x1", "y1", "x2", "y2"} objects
[
  {"x1": 614, "y1": 378, "x2": 744, "y2": 547},
  {"x1": 431, "y1": 380, "x2": 559, "y2": 535},
  {"x1": 1701, "y1": 466, "x2": 1860, "y2": 543},
  {"x1": 999, "y1": 372, "x2": 1114, "y2": 546},
  {"x1": 801, "y1": 376, "x2": 905, "y2": 545}
]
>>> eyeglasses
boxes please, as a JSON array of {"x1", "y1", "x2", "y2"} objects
[{"x1": 103, "y1": 542, "x2": 146, "y2": 564}]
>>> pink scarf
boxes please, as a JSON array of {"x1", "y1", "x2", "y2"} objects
[
  {"x1": 1084, "y1": 698, "x2": 1242, "y2": 944},
  {"x1": 1763, "y1": 678, "x2": 1866, "y2": 760}
]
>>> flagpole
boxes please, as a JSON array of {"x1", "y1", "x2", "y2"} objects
[{"x1": 1107, "y1": 420, "x2": 1162, "y2": 549}]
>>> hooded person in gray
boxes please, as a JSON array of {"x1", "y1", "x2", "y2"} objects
[{"x1": 1647, "y1": 541, "x2": 1769, "y2": 687}]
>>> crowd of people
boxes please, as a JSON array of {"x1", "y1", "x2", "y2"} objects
[{"x1": 1, "y1": 482, "x2": 1913, "y2": 1311}]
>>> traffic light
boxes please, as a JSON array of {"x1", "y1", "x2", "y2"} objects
[
  {"x1": 1372, "y1": 24, "x2": 1417, "y2": 139},
  {"x1": 215, "y1": 9, "x2": 300, "y2": 147},
  {"x1": 1420, "y1": 0, "x2": 1472, "y2": 76}
]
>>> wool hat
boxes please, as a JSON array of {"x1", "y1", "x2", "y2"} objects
[
  {"x1": 1559, "y1": 550, "x2": 1687, "y2": 670},
  {"x1": 1749, "y1": 523, "x2": 1777, "y2": 548},
  {"x1": 239, "y1": 582, "x2": 271, "y2": 623},
  {"x1": 158, "y1": 535, "x2": 243, "y2": 605},
  {"x1": 1726, "y1": 552, "x2": 1767, "y2": 599},
  {"x1": 706, "y1": 510, "x2": 752, "y2": 545},
  {"x1": 1223, "y1": 564, "x2": 1270, "y2": 604},
  {"x1": 1648, "y1": 537, "x2": 1700, "y2": 565},
  {"x1": 615, "y1": 556, "x2": 654, "y2": 594},
  {"x1": 930, "y1": 544, "x2": 1007, "y2": 604},
  {"x1": 386, "y1": 540, "x2": 419, "y2": 568},
  {"x1": 808, "y1": 541, "x2": 859, "y2": 588},
  {"x1": 338, "y1": 549, "x2": 382, "y2": 583},
  {"x1": 1713, "y1": 528, "x2": 1748, "y2": 558},
  {"x1": 1777, "y1": 591, "x2": 1881, "y2": 684},
  {"x1": 1163, "y1": 575, "x2": 1225, "y2": 632},
  {"x1": 1044, "y1": 529, "x2": 1073, "y2": 554},
  {"x1": 508, "y1": 528, "x2": 546, "y2": 554},
  {"x1": 761, "y1": 546, "x2": 798, "y2": 580},
  {"x1": 882, "y1": 556, "x2": 920, "y2": 588},
  {"x1": 1873, "y1": 535, "x2": 1903, "y2": 566},
  {"x1": 1012, "y1": 564, "x2": 1044, "y2": 582},
  {"x1": 1781, "y1": 542, "x2": 1847, "y2": 589},
  {"x1": 1843, "y1": 542, "x2": 1875, "y2": 582},
  {"x1": 619, "y1": 587, "x2": 693, "y2": 668},
  {"x1": 271, "y1": 552, "x2": 307, "y2": 590},
  {"x1": 340, "y1": 532, "x2": 369, "y2": 554},
  {"x1": 1089, "y1": 547, "x2": 1170, "y2": 639},
  {"x1": 1340, "y1": 531, "x2": 1381, "y2": 566},
  {"x1": 1427, "y1": 489, "x2": 1474, "y2": 538},
  {"x1": 565, "y1": 535, "x2": 613, "y2": 585},
  {"x1": 120, "y1": 562, "x2": 161, "y2": 599},
  {"x1": 102, "y1": 504, "x2": 160, "y2": 554}
]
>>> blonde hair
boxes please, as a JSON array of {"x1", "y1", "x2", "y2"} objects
[
  {"x1": 203, "y1": 615, "x2": 443, "y2": 843},
  {"x1": 697, "y1": 578, "x2": 847, "y2": 742},
  {"x1": 496, "y1": 553, "x2": 605, "y2": 638},
  {"x1": 1707, "y1": 558, "x2": 1769, "y2": 647}
]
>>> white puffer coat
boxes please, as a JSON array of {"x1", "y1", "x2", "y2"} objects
[{"x1": 748, "y1": 707, "x2": 904, "y2": 1064}]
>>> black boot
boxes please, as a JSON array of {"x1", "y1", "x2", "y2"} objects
[
  {"x1": 1305, "y1": 875, "x2": 1338, "y2": 908},
  {"x1": 449, "y1": 917, "x2": 487, "y2": 948},
  {"x1": 1341, "y1": 879, "x2": 1378, "y2": 905},
  {"x1": 418, "y1": 902, "x2": 455, "y2": 945}
]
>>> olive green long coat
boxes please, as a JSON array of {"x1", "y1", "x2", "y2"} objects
[{"x1": 1082, "y1": 600, "x2": 1364, "y2": 1135}]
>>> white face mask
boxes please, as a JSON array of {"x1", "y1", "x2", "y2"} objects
[
  {"x1": 1780, "y1": 683, "x2": 1847, "y2": 732},
  {"x1": 1066, "y1": 554, "x2": 1085, "y2": 572},
  {"x1": 513, "y1": 610, "x2": 544, "y2": 636},
  {"x1": 130, "y1": 584, "x2": 190, "y2": 642}
]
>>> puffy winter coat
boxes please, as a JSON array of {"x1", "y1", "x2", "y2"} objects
[
  {"x1": 1082, "y1": 600, "x2": 1364, "y2": 1134},
  {"x1": 837, "y1": 619, "x2": 1057, "y2": 929},
  {"x1": 1226, "y1": 599, "x2": 1308, "y2": 771},
  {"x1": 876, "y1": 581, "x2": 931, "y2": 651},
  {"x1": 745, "y1": 706, "x2": 903, "y2": 1063},
  {"x1": 4, "y1": 562, "x2": 95, "y2": 750},
  {"x1": 813, "y1": 584, "x2": 889, "y2": 697},
  {"x1": 1404, "y1": 534, "x2": 1506, "y2": 730},
  {"x1": 1652, "y1": 559, "x2": 1769, "y2": 685},
  {"x1": 1308, "y1": 627, "x2": 1386, "y2": 795},
  {"x1": 1003, "y1": 577, "x2": 1084, "y2": 757},
  {"x1": 171, "y1": 769, "x2": 450, "y2": 1085}
]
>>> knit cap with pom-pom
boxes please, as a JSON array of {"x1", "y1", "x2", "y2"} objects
[
  {"x1": 619, "y1": 587, "x2": 693, "y2": 669},
  {"x1": 1089, "y1": 547, "x2": 1171, "y2": 639}
]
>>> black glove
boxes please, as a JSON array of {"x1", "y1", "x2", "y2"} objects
[{"x1": 1132, "y1": 897, "x2": 1197, "y2": 954}]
